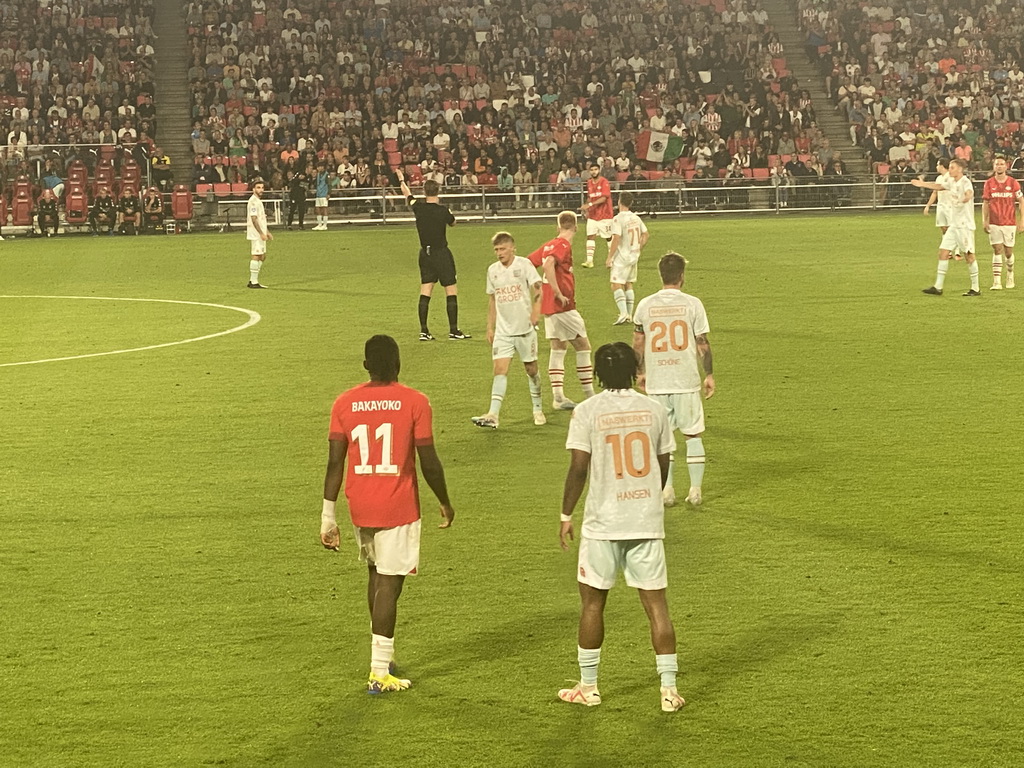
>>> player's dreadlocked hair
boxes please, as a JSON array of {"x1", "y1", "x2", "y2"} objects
[
  {"x1": 364, "y1": 334, "x2": 401, "y2": 382},
  {"x1": 594, "y1": 342, "x2": 638, "y2": 390}
]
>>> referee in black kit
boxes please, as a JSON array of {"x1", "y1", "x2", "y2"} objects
[{"x1": 397, "y1": 169, "x2": 471, "y2": 341}]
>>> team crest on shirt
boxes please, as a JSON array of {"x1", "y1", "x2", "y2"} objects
[{"x1": 513, "y1": 268, "x2": 522, "y2": 278}]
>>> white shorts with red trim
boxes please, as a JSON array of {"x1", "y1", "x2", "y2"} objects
[{"x1": 544, "y1": 310, "x2": 588, "y2": 341}]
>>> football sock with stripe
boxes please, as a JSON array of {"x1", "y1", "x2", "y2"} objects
[
  {"x1": 370, "y1": 634, "x2": 394, "y2": 677},
  {"x1": 446, "y1": 295, "x2": 459, "y2": 333},
  {"x1": 935, "y1": 259, "x2": 949, "y2": 289},
  {"x1": 549, "y1": 349, "x2": 567, "y2": 401},
  {"x1": 489, "y1": 375, "x2": 507, "y2": 416},
  {"x1": 586, "y1": 239, "x2": 596, "y2": 264},
  {"x1": 577, "y1": 350, "x2": 595, "y2": 397},
  {"x1": 993, "y1": 253, "x2": 1003, "y2": 285},
  {"x1": 969, "y1": 260, "x2": 980, "y2": 291},
  {"x1": 249, "y1": 259, "x2": 261, "y2": 284},
  {"x1": 528, "y1": 373, "x2": 543, "y2": 411},
  {"x1": 686, "y1": 437, "x2": 705, "y2": 490},
  {"x1": 578, "y1": 646, "x2": 601, "y2": 686},
  {"x1": 625, "y1": 289, "x2": 635, "y2": 316},
  {"x1": 656, "y1": 653, "x2": 678, "y2": 688},
  {"x1": 418, "y1": 295, "x2": 430, "y2": 333},
  {"x1": 613, "y1": 288, "x2": 627, "y2": 316}
]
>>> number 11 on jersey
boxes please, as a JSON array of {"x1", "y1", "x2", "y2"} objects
[{"x1": 351, "y1": 422, "x2": 399, "y2": 475}]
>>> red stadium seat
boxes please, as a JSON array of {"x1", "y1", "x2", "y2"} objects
[
  {"x1": 195, "y1": 184, "x2": 212, "y2": 196},
  {"x1": 213, "y1": 183, "x2": 231, "y2": 197},
  {"x1": 68, "y1": 160, "x2": 88, "y2": 185},
  {"x1": 230, "y1": 183, "x2": 248, "y2": 195},
  {"x1": 752, "y1": 168, "x2": 771, "y2": 180},
  {"x1": 172, "y1": 186, "x2": 194, "y2": 231},
  {"x1": 12, "y1": 178, "x2": 34, "y2": 226}
]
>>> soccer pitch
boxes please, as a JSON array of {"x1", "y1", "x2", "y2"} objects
[{"x1": 2, "y1": 215, "x2": 1021, "y2": 767}]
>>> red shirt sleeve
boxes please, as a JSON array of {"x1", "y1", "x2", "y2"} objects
[
  {"x1": 983, "y1": 179, "x2": 993, "y2": 200},
  {"x1": 412, "y1": 392, "x2": 434, "y2": 446},
  {"x1": 328, "y1": 394, "x2": 347, "y2": 440},
  {"x1": 527, "y1": 245, "x2": 544, "y2": 268},
  {"x1": 599, "y1": 177, "x2": 610, "y2": 197}
]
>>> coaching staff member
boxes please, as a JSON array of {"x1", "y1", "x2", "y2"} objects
[{"x1": 397, "y1": 169, "x2": 470, "y2": 341}]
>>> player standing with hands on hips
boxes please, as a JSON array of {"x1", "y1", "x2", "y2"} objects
[
  {"x1": 632, "y1": 253, "x2": 714, "y2": 507},
  {"x1": 557, "y1": 342, "x2": 686, "y2": 713},
  {"x1": 321, "y1": 335, "x2": 455, "y2": 694},
  {"x1": 471, "y1": 231, "x2": 547, "y2": 429},
  {"x1": 246, "y1": 178, "x2": 272, "y2": 288},
  {"x1": 397, "y1": 169, "x2": 471, "y2": 341}
]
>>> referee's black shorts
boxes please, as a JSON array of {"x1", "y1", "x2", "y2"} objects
[{"x1": 418, "y1": 245, "x2": 457, "y2": 286}]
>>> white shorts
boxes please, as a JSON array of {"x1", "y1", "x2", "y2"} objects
[
  {"x1": 352, "y1": 519, "x2": 421, "y2": 576},
  {"x1": 650, "y1": 391, "x2": 705, "y2": 435},
  {"x1": 578, "y1": 537, "x2": 668, "y2": 591},
  {"x1": 940, "y1": 226, "x2": 975, "y2": 255},
  {"x1": 249, "y1": 237, "x2": 266, "y2": 256},
  {"x1": 315, "y1": 196, "x2": 328, "y2": 207},
  {"x1": 935, "y1": 208, "x2": 951, "y2": 228},
  {"x1": 544, "y1": 310, "x2": 588, "y2": 341},
  {"x1": 988, "y1": 225, "x2": 1017, "y2": 248},
  {"x1": 609, "y1": 258, "x2": 638, "y2": 285},
  {"x1": 586, "y1": 217, "x2": 612, "y2": 239},
  {"x1": 492, "y1": 329, "x2": 538, "y2": 362}
]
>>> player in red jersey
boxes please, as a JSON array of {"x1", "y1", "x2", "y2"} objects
[
  {"x1": 528, "y1": 211, "x2": 596, "y2": 410},
  {"x1": 321, "y1": 335, "x2": 455, "y2": 694},
  {"x1": 982, "y1": 155, "x2": 1024, "y2": 290},
  {"x1": 581, "y1": 161, "x2": 614, "y2": 268}
]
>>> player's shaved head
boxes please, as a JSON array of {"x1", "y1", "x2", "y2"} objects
[
  {"x1": 658, "y1": 252, "x2": 687, "y2": 287},
  {"x1": 364, "y1": 334, "x2": 401, "y2": 382},
  {"x1": 491, "y1": 231, "x2": 515, "y2": 246},
  {"x1": 557, "y1": 210, "x2": 578, "y2": 231},
  {"x1": 594, "y1": 342, "x2": 638, "y2": 390}
]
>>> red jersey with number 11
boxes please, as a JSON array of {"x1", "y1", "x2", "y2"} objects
[
  {"x1": 983, "y1": 175, "x2": 1022, "y2": 226},
  {"x1": 528, "y1": 236, "x2": 576, "y2": 315},
  {"x1": 329, "y1": 381, "x2": 433, "y2": 528}
]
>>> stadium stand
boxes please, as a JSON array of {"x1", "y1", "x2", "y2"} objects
[
  {"x1": 181, "y1": 0, "x2": 826, "y2": 205},
  {"x1": 0, "y1": 0, "x2": 160, "y2": 226},
  {"x1": 800, "y1": 0, "x2": 1024, "y2": 185}
]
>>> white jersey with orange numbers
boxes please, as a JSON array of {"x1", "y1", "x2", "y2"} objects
[
  {"x1": 566, "y1": 389, "x2": 675, "y2": 540},
  {"x1": 632, "y1": 288, "x2": 710, "y2": 395},
  {"x1": 610, "y1": 210, "x2": 648, "y2": 265}
]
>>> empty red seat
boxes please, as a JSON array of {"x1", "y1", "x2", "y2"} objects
[{"x1": 172, "y1": 185, "x2": 193, "y2": 222}]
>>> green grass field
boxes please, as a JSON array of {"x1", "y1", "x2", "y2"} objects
[{"x1": 2, "y1": 215, "x2": 1022, "y2": 767}]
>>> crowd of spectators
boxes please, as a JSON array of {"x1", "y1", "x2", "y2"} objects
[
  {"x1": 184, "y1": 0, "x2": 837, "y2": 207},
  {"x1": 802, "y1": 0, "x2": 1024, "y2": 200},
  {"x1": 0, "y1": 0, "x2": 161, "y2": 202}
]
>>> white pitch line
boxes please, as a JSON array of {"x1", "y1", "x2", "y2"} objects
[{"x1": 0, "y1": 295, "x2": 262, "y2": 368}]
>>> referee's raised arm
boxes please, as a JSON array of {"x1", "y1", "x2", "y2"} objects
[{"x1": 397, "y1": 169, "x2": 414, "y2": 204}]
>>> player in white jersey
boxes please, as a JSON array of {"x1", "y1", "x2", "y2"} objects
[
  {"x1": 923, "y1": 160, "x2": 952, "y2": 228},
  {"x1": 472, "y1": 232, "x2": 546, "y2": 429},
  {"x1": 245, "y1": 178, "x2": 273, "y2": 288},
  {"x1": 912, "y1": 158, "x2": 979, "y2": 296},
  {"x1": 557, "y1": 342, "x2": 684, "y2": 713},
  {"x1": 632, "y1": 253, "x2": 714, "y2": 507},
  {"x1": 606, "y1": 191, "x2": 649, "y2": 325}
]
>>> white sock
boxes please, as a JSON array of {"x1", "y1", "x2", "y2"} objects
[
  {"x1": 664, "y1": 454, "x2": 675, "y2": 492},
  {"x1": 489, "y1": 374, "x2": 507, "y2": 416},
  {"x1": 613, "y1": 288, "x2": 627, "y2": 315},
  {"x1": 656, "y1": 653, "x2": 678, "y2": 688},
  {"x1": 1007, "y1": 254, "x2": 1015, "y2": 281},
  {"x1": 969, "y1": 260, "x2": 979, "y2": 291},
  {"x1": 578, "y1": 646, "x2": 601, "y2": 686},
  {"x1": 549, "y1": 349, "x2": 567, "y2": 401},
  {"x1": 577, "y1": 350, "x2": 595, "y2": 397},
  {"x1": 249, "y1": 259, "x2": 262, "y2": 284},
  {"x1": 370, "y1": 634, "x2": 394, "y2": 677},
  {"x1": 625, "y1": 289, "x2": 635, "y2": 316},
  {"x1": 527, "y1": 372, "x2": 543, "y2": 411},
  {"x1": 686, "y1": 437, "x2": 705, "y2": 490},
  {"x1": 586, "y1": 239, "x2": 595, "y2": 264},
  {"x1": 993, "y1": 253, "x2": 1003, "y2": 284},
  {"x1": 935, "y1": 259, "x2": 949, "y2": 289}
]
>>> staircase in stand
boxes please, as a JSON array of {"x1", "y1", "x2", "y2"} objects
[
  {"x1": 761, "y1": 0, "x2": 874, "y2": 205},
  {"x1": 151, "y1": 0, "x2": 194, "y2": 186}
]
